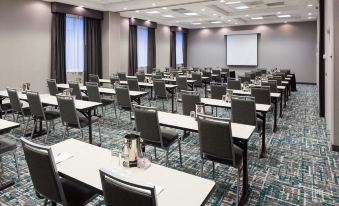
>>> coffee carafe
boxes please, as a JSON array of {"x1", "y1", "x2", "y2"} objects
[{"x1": 122, "y1": 134, "x2": 142, "y2": 168}]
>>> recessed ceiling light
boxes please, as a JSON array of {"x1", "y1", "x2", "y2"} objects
[
  {"x1": 123, "y1": 7, "x2": 127, "y2": 10},
  {"x1": 308, "y1": 12, "x2": 313, "y2": 15},
  {"x1": 228, "y1": 19, "x2": 232, "y2": 22},
  {"x1": 225, "y1": 1, "x2": 241, "y2": 4},
  {"x1": 163, "y1": 15, "x2": 174, "y2": 18},
  {"x1": 277, "y1": 11, "x2": 281, "y2": 14},
  {"x1": 192, "y1": 22, "x2": 202, "y2": 25},
  {"x1": 78, "y1": 5, "x2": 84, "y2": 8},
  {"x1": 185, "y1": 13, "x2": 199, "y2": 16},
  {"x1": 162, "y1": 7, "x2": 167, "y2": 10},
  {"x1": 235, "y1": 5, "x2": 249, "y2": 10},
  {"x1": 308, "y1": 4, "x2": 313, "y2": 7},
  {"x1": 147, "y1": 11, "x2": 160, "y2": 14},
  {"x1": 211, "y1": 21, "x2": 222, "y2": 24},
  {"x1": 277, "y1": 14, "x2": 291, "y2": 18},
  {"x1": 220, "y1": 0, "x2": 225, "y2": 2},
  {"x1": 135, "y1": 10, "x2": 139, "y2": 13},
  {"x1": 213, "y1": 13, "x2": 217, "y2": 16},
  {"x1": 152, "y1": 3, "x2": 156, "y2": 6},
  {"x1": 245, "y1": 14, "x2": 249, "y2": 17},
  {"x1": 251, "y1": 17, "x2": 263, "y2": 20},
  {"x1": 201, "y1": 8, "x2": 205, "y2": 11}
]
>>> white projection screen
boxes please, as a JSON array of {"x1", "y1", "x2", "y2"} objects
[{"x1": 226, "y1": 34, "x2": 258, "y2": 66}]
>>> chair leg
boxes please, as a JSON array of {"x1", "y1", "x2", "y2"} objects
[
  {"x1": 30, "y1": 119, "x2": 38, "y2": 139},
  {"x1": 178, "y1": 139, "x2": 182, "y2": 166},
  {"x1": 13, "y1": 152, "x2": 20, "y2": 180},
  {"x1": 154, "y1": 147, "x2": 157, "y2": 159},
  {"x1": 51, "y1": 120, "x2": 55, "y2": 132},
  {"x1": 62, "y1": 126, "x2": 67, "y2": 141},
  {"x1": 23, "y1": 115, "x2": 31, "y2": 137},
  {"x1": 45, "y1": 121, "x2": 50, "y2": 144},
  {"x1": 98, "y1": 122, "x2": 102, "y2": 145},
  {"x1": 236, "y1": 168, "x2": 241, "y2": 206},
  {"x1": 44, "y1": 199, "x2": 48, "y2": 206},
  {"x1": 113, "y1": 103, "x2": 117, "y2": 118},
  {"x1": 165, "y1": 149, "x2": 169, "y2": 167},
  {"x1": 0, "y1": 156, "x2": 3, "y2": 173},
  {"x1": 200, "y1": 159, "x2": 205, "y2": 176},
  {"x1": 212, "y1": 161, "x2": 215, "y2": 179},
  {"x1": 80, "y1": 129, "x2": 84, "y2": 140},
  {"x1": 162, "y1": 100, "x2": 165, "y2": 111}
]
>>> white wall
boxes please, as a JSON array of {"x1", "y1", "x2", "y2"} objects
[
  {"x1": 188, "y1": 21, "x2": 317, "y2": 83},
  {"x1": 0, "y1": 0, "x2": 52, "y2": 92}
]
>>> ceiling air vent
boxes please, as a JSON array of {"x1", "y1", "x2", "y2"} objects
[
  {"x1": 266, "y1": 2, "x2": 285, "y2": 7},
  {"x1": 246, "y1": 1, "x2": 265, "y2": 6},
  {"x1": 171, "y1": 8, "x2": 191, "y2": 14}
]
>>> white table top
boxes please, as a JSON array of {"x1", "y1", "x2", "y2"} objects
[
  {"x1": 52, "y1": 139, "x2": 215, "y2": 206},
  {"x1": 157, "y1": 111, "x2": 255, "y2": 140},
  {"x1": 119, "y1": 81, "x2": 178, "y2": 89},
  {"x1": 162, "y1": 78, "x2": 196, "y2": 84},
  {"x1": 99, "y1": 79, "x2": 110, "y2": 84},
  {"x1": 57, "y1": 84, "x2": 148, "y2": 97},
  {"x1": 200, "y1": 98, "x2": 271, "y2": 112},
  {"x1": 0, "y1": 91, "x2": 102, "y2": 111},
  {"x1": 0, "y1": 119, "x2": 20, "y2": 132},
  {"x1": 232, "y1": 90, "x2": 281, "y2": 98}
]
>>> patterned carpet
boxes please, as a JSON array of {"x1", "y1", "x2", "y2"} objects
[{"x1": 0, "y1": 84, "x2": 336, "y2": 206}]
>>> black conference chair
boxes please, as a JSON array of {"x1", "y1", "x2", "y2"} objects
[
  {"x1": 118, "y1": 72, "x2": 127, "y2": 81},
  {"x1": 231, "y1": 96, "x2": 257, "y2": 128},
  {"x1": 134, "y1": 105, "x2": 182, "y2": 167},
  {"x1": 239, "y1": 76, "x2": 251, "y2": 84},
  {"x1": 212, "y1": 70, "x2": 222, "y2": 83},
  {"x1": 197, "y1": 114, "x2": 242, "y2": 203},
  {"x1": 86, "y1": 82, "x2": 117, "y2": 118},
  {"x1": 21, "y1": 137, "x2": 98, "y2": 206},
  {"x1": 89, "y1": 74, "x2": 100, "y2": 84},
  {"x1": 182, "y1": 91, "x2": 200, "y2": 116},
  {"x1": 7, "y1": 88, "x2": 31, "y2": 135},
  {"x1": 262, "y1": 80, "x2": 278, "y2": 93},
  {"x1": 99, "y1": 168, "x2": 157, "y2": 206},
  {"x1": 153, "y1": 80, "x2": 169, "y2": 111},
  {"x1": 115, "y1": 87, "x2": 133, "y2": 124},
  {"x1": 26, "y1": 91, "x2": 60, "y2": 142},
  {"x1": 47, "y1": 79, "x2": 59, "y2": 96},
  {"x1": 192, "y1": 72, "x2": 203, "y2": 90},
  {"x1": 110, "y1": 77, "x2": 120, "y2": 88},
  {"x1": 251, "y1": 86, "x2": 271, "y2": 105},
  {"x1": 136, "y1": 73, "x2": 146, "y2": 83},
  {"x1": 56, "y1": 95, "x2": 102, "y2": 143},
  {"x1": 0, "y1": 138, "x2": 20, "y2": 180},
  {"x1": 227, "y1": 79, "x2": 241, "y2": 90},
  {"x1": 68, "y1": 81, "x2": 88, "y2": 100},
  {"x1": 0, "y1": 100, "x2": 12, "y2": 119},
  {"x1": 127, "y1": 79, "x2": 140, "y2": 91},
  {"x1": 210, "y1": 83, "x2": 226, "y2": 100},
  {"x1": 176, "y1": 76, "x2": 188, "y2": 92}
]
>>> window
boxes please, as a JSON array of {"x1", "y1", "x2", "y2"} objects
[
  {"x1": 66, "y1": 14, "x2": 84, "y2": 73},
  {"x1": 137, "y1": 26, "x2": 149, "y2": 67},
  {"x1": 176, "y1": 32, "x2": 184, "y2": 65}
]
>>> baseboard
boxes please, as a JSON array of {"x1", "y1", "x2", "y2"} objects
[
  {"x1": 332, "y1": 145, "x2": 339, "y2": 152},
  {"x1": 296, "y1": 82, "x2": 316, "y2": 85}
]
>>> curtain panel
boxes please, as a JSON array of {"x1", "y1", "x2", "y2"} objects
[
  {"x1": 128, "y1": 25, "x2": 138, "y2": 76},
  {"x1": 51, "y1": 13, "x2": 66, "y2": 83},
  {"x1": 170, "y1": 31, "x2": 176, "y2": 68},
  {"x1": 183, "y1": 32, "x2": 188, "y2": 67},
  {"x1": 84, "y1": 17, "x2": 102, "y2": 82},
  {"x1": 147, "y1": 28, "x2": 156, "y2": 74}
]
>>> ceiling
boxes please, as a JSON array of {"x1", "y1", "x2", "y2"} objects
[{"x1": 44, "y1": 0, "x2": 319, "y2": 28}]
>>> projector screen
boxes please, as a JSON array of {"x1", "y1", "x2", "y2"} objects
[{"x1": 226, "y1": 34, "x2": 258, "y2": 66}]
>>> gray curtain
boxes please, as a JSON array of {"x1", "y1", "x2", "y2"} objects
[
  {"x1": 128, "y1": 25, "x2": 138, "y2": 76},
  {"x1": 170, "y1": 31, "x2": 176, "y2": 68},
  {"x1": 183, "y1": 32, "x2": 188, "y2": 67},
  {"x1": 147, "y1": 28, "x2": 156, "y2": 74},
  {"x1": 84, "y1": 17, "x2": 102, "y2": 83},
  {"x1": 51, "y1": 13, "x2": 66, "y2": 83}
]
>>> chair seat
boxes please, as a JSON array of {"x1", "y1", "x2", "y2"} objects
[
  {"x1": 101, "y1": 98, "x2": 114, "y2": 106},
  {"x1": 60, "y1": 178, "x2": 97, "y2": 206},
  {"x1": 21, "y1": 107, "x2": 31, "y2": 116},
  {"x1": 143, "y1": 129, "x2": 178, "y2": 148},
  {"x1": 0, "y1": 139, "x2": 17, "y2": 155},
  {"x1": 44, "y1": 111, "x2": 60, "y2": 121},
  {"x1": 0, "y1": 103, "x2": 11, "y2": 111}
]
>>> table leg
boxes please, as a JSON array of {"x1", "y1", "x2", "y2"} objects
[
  {"x1": 280, "y1": 92, "x2": 283, "y2": 118},
  {"x1": 284, "y1": 88, "x2": 287, "y2": 108},
  {"x1": 171, "y1": 90, "x2": 175, "y2": 113},
  {"x1": 0, "y1": 98, "x2": 3, "y2": 119},
  {"x1": 204, "y1": 81, "x2": 208, "y2": 98},
  {"x1": 273, "y1": 99, "x2": 277, "y2": 132},
  {"x1": 239, "y1": 141, "x2": 249, "y2": 206},
  {"x1": 260, "y1": 112, "x2": 267, "y2": 158},
  {"x1": 87, "y1": 110, "x2": 93, "y2": 144}
]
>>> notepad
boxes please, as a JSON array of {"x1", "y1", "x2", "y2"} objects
[{"x1": 54, "y1": 152, "x2": 73, "y2": 164}]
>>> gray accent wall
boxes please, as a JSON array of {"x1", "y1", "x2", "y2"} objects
[
  {"x1": 0, "y1": 0, "x2": 52, "y2": 92},
  {"x1": 187, "y1": 21, "x2": 317, "y2": 83}
]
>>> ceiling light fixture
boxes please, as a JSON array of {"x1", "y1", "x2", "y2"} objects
[
  {"x1": 211, "y1": 21, "x2": 222, "y2": 24},
  {"x1": 251, "y1": 16, "x2": 263, "y2": 20},
  {"x1": 201, "y1": 8, "x2": 205, "y2": 11},
  {"x1": 192, "y1": 22, "x2": 202, "y2": 25},
  {"x1": 135, "y1": 10, "x2": 139, "y2": 13},
  {"x1": 308, "y1": 12, "x2": 312, "y2": 15},
  {"x1": 147, "y1": 11, "x2": 160, "y2": 14},
  {"x1": 277, "y1": 11, "x2": 281, "y2": 14},
  {"x1": 185, "y1": 13, "x2": 199, "y2": 16},
  {"x1": 213, "y1": 13, "x2": 217, "y2": 16},
  {"x1": 235, "y1": 5, "x2": 249, "y2": 10},
  {"x1": 225, "y1": 1, "x2": 241, "y2": 4},
  {"x1": 277, "y1": 14, "x2": 291, "y2": 18},
  {"x1": 123, "y1": 7, "x2": 127, "y2": 10},
  {"x1": 220, "y1": 0, "x2": 225, "y2": 2},
  {"x1": 162, "y1": 7, "x2": 167, "y2": 10},
  {"x1": 245, "y1": 14, "x2": 249, "y2": 17},
  {"x1": 163, "y1": 15, "x2": 174, "y2": 18},
  {"x1": 308, "y1": 4, "x2": 313, "y2": 7}
]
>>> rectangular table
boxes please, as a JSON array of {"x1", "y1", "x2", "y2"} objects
[
  {"x1": 156, "y1": 111, "x2": 255, "y2": 205},
  {"x1": 57, "y1": 84, "x2": 148, "y2": 105},
  {"x1": 0, "y1": 119, "x2": 20, "y2": 191},
  {"x1": 0, "y1": 91, "x2": 102, "y2": 144},
  {"x1": 52, "y1": 139, "x2": 216, "y2": 206}
]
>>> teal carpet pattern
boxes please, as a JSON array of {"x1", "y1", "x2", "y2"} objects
[{"x1": 0, "y1": 84, "x2": 337, "y2": 206}]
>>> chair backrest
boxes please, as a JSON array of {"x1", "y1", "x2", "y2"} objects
[
  {"x1": 99, "y1": 168, "x2": 157, "y2": 206},
  {"x1": 86, "y1": 82, "x2": 101, "y2": 103},
  {"x1": 152, "y1": 75, "x2": 162, "y2": 80},
  {"x1": 202, "y1": 71, "x2": 211, "y2": 78},
  {"x1": 89, "y1": 74, "x2": 100, "y2": 84},
  {"x1": 6, "y1": 88, "x2": 23, "y2": 113},
  {"x1": 21, "y1": 138, "x2": 67, "y2": 205},
  {"x1": 261, "y1": 80, "x2": 278, "y2": 93},
  {"x1": 260, "y1": 69, "x2": 267, "y2": 75},
  {"x1": 134, "y1": 105, "x2": 162, "y2": 146},
  {"x1": 210, "y1": 84, "x2": 226, "y2": 100},
  {"x1": 56, "y1": 95, "x2": 80, "y2": 127},
  {"x1": 68, "y1": 81, "x2": 82, "y2": 100},
  {"x1": 212, "y1": 70, "x2": 220, "y2": 75},
  {"x1": 176, "y1": 77, "x2": 188, "y2": 91},
  {"x1": 251, "y1": 86, "x2": 271, "y2": 105},
  {"x1": 255, "y1": 71, "x2": 262, "y2": 77},
  {"x1": 280, "y1": 69, "x2": 290, "y2": 75},
  {"x1": 182, "y1": 91, "x2": 200, "y2": 116},
  {"x1": 118, "y1": 72, "x2": 127, "y2": 81},
  {"x1": 153, "y1": 80, "x2": 167, "y2": 98},
  {"x1": 116, "y1": 87, "x2": 131, "y2": 109},
  {"x1": 192, "y1": 72, "x2": 202, "y2": 87},
  {"x1": 269, "y1": 77, "x2": 282, "y2": 86},
  {"x1": 127, "y1": 79, "x2": 140, "y2": 91},
  {"x1": 245, "y1": 72, "x2": 255, "y2": 80},
  {"x1": 47, "y1": 79, "x2": 59, "y2": 96},
  {"x1": 227, "y1": 79, "x2": 241, "y2": 90},
  {"x1": 26, "y1": 91, "x2": 45, "y2": 119},
  {"x1": 110, "y1": 77, "x2": 120, "y2": 87},
  {"x1": 239, "y1": 76, "x2": 251, "y2": 83},
  {"x1": 136, "y1": 74, "x2": 146, "y2": 82},
  {"x1": 275, "y1": 72, "x2": 286, "y2": 79},
  {"x1": 221, "y1": 68, "x2": 229, "y2": 73},
  {"x1": 231, "y1": 96, "x2": 257, "y2": 126},
  {"x1": 197, "y1": 114, "x2": 235, "y2": 166}
]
